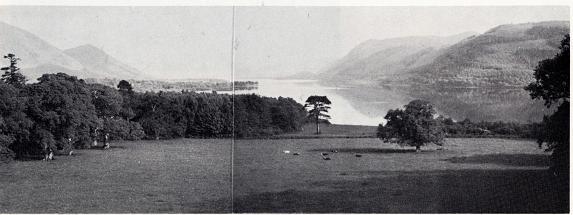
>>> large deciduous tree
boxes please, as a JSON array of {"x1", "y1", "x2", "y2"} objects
[
  {"x1": 377, "y1": 100, "x2": 445, "y2": 152},
  {"x1": 525, "y1": 34, "x2": 569, "y2": 107},
  {"x1": 304, "y1": 96, "x2": 331, "y2": 134},
  {"x1": 0, "y1": 81, "x2": 33, "y2": 160},
  {"x1": 26, "y1": 73, "x2": 99, "y2": 152},
  {"x1": 525, "y1": 34, "x2": 569, "y2": 176}
]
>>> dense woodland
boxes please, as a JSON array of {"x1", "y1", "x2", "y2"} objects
[{"x1": 0, "y1": 69, "x2": 305, "y2": 160}]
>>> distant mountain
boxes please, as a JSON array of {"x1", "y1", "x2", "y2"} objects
[
  {"x1": 64, "y1": 45, "x2": 142, "y2": 80},
  {"x1": 319, "y1": 32, "x2": 477, "y2": 86},
  {"x1": 0, "y1": 21, "x2": 146, "y2": 80},
  {"x1": 409, "y1": 21, "x2": 569, "y2": 87},
  {"x1": 321, "y1": 21, "x2": 569, "y2": 87},
  {"x1": 0, "y1": 21, "x2": 83, "y2": 76}
]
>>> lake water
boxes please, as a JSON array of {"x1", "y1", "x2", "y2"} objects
[{"x1": 232, "y1": 79, "x2": 549, "y2": 126}]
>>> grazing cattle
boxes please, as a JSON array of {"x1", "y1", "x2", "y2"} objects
[
  {"x1": 322, "y1": 156, "x2": 331, "y2": 160},
  {"x1": 293, "y1": 152, "x2": 300, "y2": 155},
  {"x1": 321, "y1": 153, "x2": 329, "y2": 156},
  {"x1": 355, "y1": 154, "x2": 362, "y2": 157},
  {"x1": 283, "y1": 150, "x2": 291, "y2": 154}
]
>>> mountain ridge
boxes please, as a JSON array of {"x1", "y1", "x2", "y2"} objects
[
  {"x1": 320, "y1": 21, "x2": 569, "y2": 87},
  {"x1": 0, "y1": 21, "x2": 146, "y2": 81},
  {"x1": 319, "y1": 31, "x2": 477, "y2": 86},
  {"x1": 408, "y1": 20, "x2": 569, "y2": 87},
  {"x1": 64, "y1": 44, "x2": 143, "y2": 80}
]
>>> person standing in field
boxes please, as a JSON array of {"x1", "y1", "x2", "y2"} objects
[
  {"x1": 103, "y1": 133, "x2": 110, "y2": 149},
  {"x1": 44, "y1": 148, "x2": 54, "y2": 161}
]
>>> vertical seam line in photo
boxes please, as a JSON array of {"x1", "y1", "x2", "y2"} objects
[{"x1": 230, "y1": 5, "x2": 236, "y2": 213}]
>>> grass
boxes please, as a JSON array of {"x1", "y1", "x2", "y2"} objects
[
  {"x1": 274, "y1": 123, "x2": 378, "y2": 138},
  {"x1": 0, "y1": 137, "x2": 567, "y2": 213},
  {"x1": 0, "y1": 139, "x2": 232, "y2": 213},
  {"x1": 232, "y1": 138, "x2": 568, "y2": 213}
]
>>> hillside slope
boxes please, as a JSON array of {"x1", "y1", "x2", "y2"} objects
[
  {"x1": 409, "y1": 21, "x2": 569, "y2": 87},
  {"x1": 64, "y1": 45, "x2": 143, "y2": 80},
  {"x1": 321, "y1": 21, "x2": 569, "y2": 87},
  {"x1": 0, "y1": 21, "x2": 83, "y2": 77},
  {"x1": 0, "y1": 21, "x2": 145, "y2": 80},
  {"x1": 320, "y1": 32, "x2": 476, "y2": 86}
]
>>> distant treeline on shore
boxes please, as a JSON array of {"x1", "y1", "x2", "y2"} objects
[
  {"x1": 85, "y1": 78, "x2": 258, "y2": 93},
  {"x1": 0, "y1": 73, "x2": 302, "y2": 160},
  {"x1": 437, "y1": 117, "x2": 543, "y2": 139}
]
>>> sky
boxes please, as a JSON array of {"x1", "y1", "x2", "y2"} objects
[{"x1": 0, "y1": 6, "x2": 569, "y2": 79}]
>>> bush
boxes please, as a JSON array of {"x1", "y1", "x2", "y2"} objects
[
  {"x1": 128, "y1": 121, "x2": 145, "y2": 140},
  {"x1": 0, "y1": 134, "x2": 15, "y2": 161}
]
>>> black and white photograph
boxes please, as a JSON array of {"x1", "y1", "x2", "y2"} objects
[{"x1": 0, "y1": 1, "x2": 570, "y2": 213}]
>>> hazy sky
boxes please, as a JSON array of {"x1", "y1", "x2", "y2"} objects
[{"x1": 0, "y1": 6, "x2": 569, "y2": 79}]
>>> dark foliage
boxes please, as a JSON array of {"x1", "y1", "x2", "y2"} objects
[
  {"x1": 525, "y1": 34, "x2": 569, "y2": 107},
  {"x1": 304, "y1": 96, "x2": 332, "y2": 134},
  {"x1": 0, "y1": 81, "x2": 32, "y2": 160},
  {"x1": 25, "y1": 73, "x2": 100, "y2": 152},
  {"x1": 525, "y1": 34, "x2": 569, "y2": 177},
  {"x1": 0, "y1": 54, "x2": 26, "y2": 88},
  {"x1": 435, "y1": 117, "x2": 544, "y2": 138},
  {"x1": 377, "y1": 100, "x2": 445, "y2": 150},
  {"x1": 234, "y1": 94, "x2": 306, "y2": 138},
  {"x1": 117, "y1": 80, "x2": 133, "y2": 93},
  {"x1": 0, "y1": 59, "x2": 306, "y2": 159}
]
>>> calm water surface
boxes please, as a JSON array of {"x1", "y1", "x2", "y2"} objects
[{"x1": 232, "y1": 79, "x2": 548, "y2": 126}]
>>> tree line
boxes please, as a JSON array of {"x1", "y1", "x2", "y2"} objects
[
  {"x1": 438, "y1": 117, "x2": 542, "y2": 138},
  {"x1": 0, "y1": 57, "x2": 306, "y2": 160},
  {"x1": 86, "y1": 78, "x2": 258, "y2": 93},
  {"x1": 376, "y1": 100, "x2": 546, "y2": 151}
]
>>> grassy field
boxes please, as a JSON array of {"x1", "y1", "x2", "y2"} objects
[
  {"x1": 232, "y1": 138, "x2": 568, "y2": 213},
  {"x1": 0, "y1": 139, "x2": 232, "y2": 213},
  {"x1": 274, "y1": 123, "x2": 378, "y2": 138},
  {"x1": 0, "y1": 137, "x2": 567, "y2": 213}
]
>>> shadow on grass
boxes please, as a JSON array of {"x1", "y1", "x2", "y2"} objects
[
  {"x1": 230, "y1": 169, "x2": 569, "y2": 213},
  {"x1": 86, "y1": 145, "x2": 127, "y2": 150},
  {"x1": 445, "y1": 153, "x2": 551, "y2": 167},
  {"x1": 14, "y1": 155, "x2": 45, "y2": 161},
  {"x1": 309, "y1": 147, "x2": 417, "y2": 154}
]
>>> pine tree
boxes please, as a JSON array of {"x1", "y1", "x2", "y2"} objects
[
  {"x1": 1, "y1": 54, "x2": 26, "y2": 88},
  {"x1": 304, "y1": 96, "x2": 331, "y2": 134}
]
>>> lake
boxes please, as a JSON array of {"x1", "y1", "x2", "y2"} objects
[{"x1": 232, "y1": 79, "x2": 549, "y2": 126}]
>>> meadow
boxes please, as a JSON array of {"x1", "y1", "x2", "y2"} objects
[
  {"x1": 0, "y1": 137, "x2": 567, "y2": 213},
  {"x1": 232, "y1": 138, "x2": 567, "y2": 213},
  {"x1": 0, "y1": 139, "x2": 232, "y2": 213}
]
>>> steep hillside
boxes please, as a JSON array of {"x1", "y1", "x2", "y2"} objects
[
  {"x1": 409, "y1": 21, "x2": 569, "y2": 87},
  {"x1": 0, "y1": 21, "x2": 83, "y2": 74},
  {"x1": 320, "y1": 32, "x2": 476, "y2": 86},
  {"x1": 0, "y1": 21, "x2": 145, "y2": 80},
  {"x1": 64, "y1": 45, "x2": 143, "y2": 79},
  {"x1": 321, "y1": 21, "x2": 569, "y2": 88}
]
